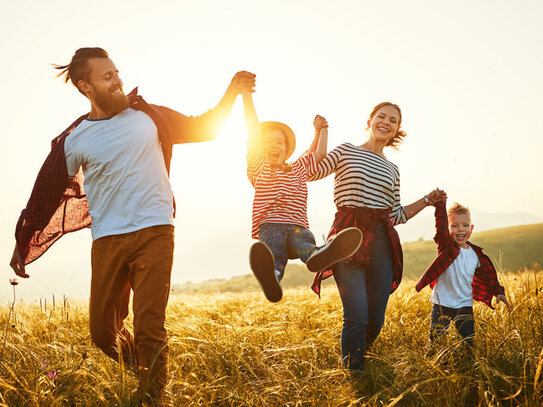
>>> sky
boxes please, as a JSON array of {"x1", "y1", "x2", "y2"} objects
[{"x1": 1, "y1": 0, "x2": 542, "y2": 303}]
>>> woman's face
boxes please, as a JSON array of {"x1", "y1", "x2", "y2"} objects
[
  {"x1": 367, "y1": 105, "x2": 400, "y2": 144},
  {"x1": 262, "y1": 129, "x2": 287, "y2": 167}
]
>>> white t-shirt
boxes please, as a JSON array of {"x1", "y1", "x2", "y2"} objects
[
  {"x1": 430, "y1": 246, "x2": 481, "y2": 308},
  {"x1": 64, "y1": 108, "x2": 174, "y2": 240}
]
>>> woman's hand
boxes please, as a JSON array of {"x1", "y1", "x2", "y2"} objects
[
  {"x1": 231, "y1": 71, "x2": 256, "y2": 94},
  {"x1": 313, "y1": 115, "x2": 328, "y2": 131},
  {"x1": 427, "y1": 188, "x2": 447, "y2": 206}
]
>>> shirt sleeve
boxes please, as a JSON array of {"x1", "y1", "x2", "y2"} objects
[
  {"x1": 308, "y1": 144, "x2": 342, "y2": 181},
  {"x1": 247, "y1": 153, "x2": 265, "y2": 185},
  {"x1": 299, "y1": 152, "x2": 318, "y2": 179},
  {"x1": 389, "y1": 171, "x2": 407, "y2": 226},
  {"x1": 433, "y1": 201, "x2": 451, "y2": 252},
  {"x1": 64, "y1": 138, "x2": 81, "y2": 177}
]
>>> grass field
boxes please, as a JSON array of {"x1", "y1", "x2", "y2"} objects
[{"x1": 1, "y1": 269, "x2": 542, "y2": 406}]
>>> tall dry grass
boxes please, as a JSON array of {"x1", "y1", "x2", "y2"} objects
[{"x1": 1, "y1": 271, "x2": 542, "y2": 406}]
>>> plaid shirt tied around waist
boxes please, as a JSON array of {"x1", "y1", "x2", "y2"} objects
[
  {"x1": 415, "y1": 202, "x2": 505, "y2": 308},
  {"x1": 311, "y1": 206, "x2": 404, "y2": 297}
]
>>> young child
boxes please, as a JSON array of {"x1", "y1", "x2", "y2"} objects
[
  {"x1": 242, "y1": 89, "x2": 362, "y2": 302},
  {"x1": 416, "y1": 195, "x2": 512, "y2": 346}
]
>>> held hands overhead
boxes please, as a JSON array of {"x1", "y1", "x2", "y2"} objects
[
  {"x1": 426, "y1": 188, "x2": 448, "y2": 206},
  {"x1": 232, "y1": 71, "x2": 256, "y2": 94},
  {"x1": 313, "y1": 115, "x2": 328, "y2": 131}
]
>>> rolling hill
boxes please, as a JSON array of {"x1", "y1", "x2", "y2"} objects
[{"x1": 171, "y1": 223, "x2": 543, "y2": 295}]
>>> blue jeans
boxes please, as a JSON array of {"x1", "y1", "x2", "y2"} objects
[
  {"x1": 430, "y1": 304, "x2": 475, "y2": 346},
  {"x1": 259, "y1": 223, "x2": 316, "y2": 281},
  {"x1": 333, "y1": 222, "x2": 393, "y2": 371}
]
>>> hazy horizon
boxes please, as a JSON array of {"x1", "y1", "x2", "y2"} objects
[{"x1": 1, "y1": 0, "x2": 542, "y2": 303}]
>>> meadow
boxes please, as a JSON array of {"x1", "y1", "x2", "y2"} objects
[{"x1": 1, "y1": 269, "x2": 542, "y2": 406}]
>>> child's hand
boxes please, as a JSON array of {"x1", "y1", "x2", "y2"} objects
[
  {"x1": 427, "y1": 188, "x2": 447, "y2": 205},
  {"x1": 232, "y1": 71, "x2": 256, "y2": 94},
  {"x1": 496, "y1": 294, "x2": 512, "y2": 311},
  {"x1": 313, "y1": 115, "x2": 328, "y2": 131}
]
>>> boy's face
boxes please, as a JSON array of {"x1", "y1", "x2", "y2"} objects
[
  {"x1": 448, "y1": 212, "x2": 474, "y2": 246},
  {"x1": 262, "y1": 129, "x2": 287, "y2": 167}
]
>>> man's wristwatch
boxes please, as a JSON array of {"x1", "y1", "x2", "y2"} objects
[{"x1": 424, "y1": 195, "x2": 430, "y2": 206}]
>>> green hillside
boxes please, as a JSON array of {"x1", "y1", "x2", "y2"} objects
[
  {"x1": 172, "y1": 223, "x2": 543, "y2": 295},
  {"x1": 402, "y1": 222, "x2": 543, "y2": 279}
]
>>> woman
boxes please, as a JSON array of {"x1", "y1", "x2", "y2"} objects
[{"x1": 309, "y1": 102, "x2": 443, "y2": 371}]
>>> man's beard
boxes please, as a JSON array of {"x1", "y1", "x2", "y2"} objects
[{"x1": 93, "y1": 86, "x2": 129, "y2": 116}]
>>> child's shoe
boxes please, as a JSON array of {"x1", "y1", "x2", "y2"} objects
[
  {"x1": 249, "y1": 242, "x2": 283, "y2": 302},
  {"x1": 306, "y1": 227, "x2": 363, "y2": 273}
]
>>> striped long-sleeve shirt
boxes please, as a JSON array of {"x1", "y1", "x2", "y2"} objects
[
  {"x1": 248, "y1": 152, "x2": 318, "y2": 239},
  {"x1": 309, "y1": 142, "x2": 407, "y2": 226}
]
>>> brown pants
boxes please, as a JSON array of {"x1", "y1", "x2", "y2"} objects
[{"x1": 90, "y1": 225, "x2": 174, "y2": 402}]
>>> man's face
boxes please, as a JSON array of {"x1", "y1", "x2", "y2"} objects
[
  {"x1": 79, "y1": 58, "x2": 129, "y2": 116},
  {"x1": 448, "y1": 212, "x2": 474, "y2": 246}
]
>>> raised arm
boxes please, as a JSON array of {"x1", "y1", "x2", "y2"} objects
[
  {"x1": 308, "y1": 145, "x2": 341, "y2": 181},
  {"x1": 433, "y1": 199, "x2": 450, "y2": 252},
  {"x1": 159, "y1": 71, "x2": 256, "y2": 144},
  {"x1": 242, "y1": 88, "x2": 261, "y2": 161},
  {"x1": 308, "y1": 115, "x2": 328, "y2": 163},
  {"x1": 403, "y1": 188, "x2": 447, "y2": 220}
]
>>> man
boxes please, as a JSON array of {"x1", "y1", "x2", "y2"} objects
[{"x1": 9, "y1": 47, "x2": 255, "y2": 404}]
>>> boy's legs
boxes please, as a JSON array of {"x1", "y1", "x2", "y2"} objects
[
  {"x1": 128, "y1": 225, "x2": 175, "y2": 403},
  {"x1": 306, "y1": 227, "x2": 363, "y2": 273},
  {"x1": 286, "y1": 225, "x2": 317, "y2": 265},
  {"x1": 258, "y1": 223, "x2": 289, "y2": 280},
  {"x1": 249, "y1": 223, "x2": 286, "y2": 302},
  {"x1": 90, "y1": 234, "x2": 137, "y2": 368},
  {"x1": 430, "y1": 304, "x2": 454, "y2": 342},
  {"x1": 453, "y1": 307, "x2": 475, "y2": 346}
]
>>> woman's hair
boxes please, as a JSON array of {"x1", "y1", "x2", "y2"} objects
[
  {"x1": 53, "y1": 47, "x2": 109, "y2": 94},
  {"x1": 368, "y1": 102, "x2": 406, "y2": 149},
  {"x1": 448, "y1": 202, "x2": 471, "y2": 223}
]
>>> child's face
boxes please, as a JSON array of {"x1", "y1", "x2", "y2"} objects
[
  {"x1": 262, "y1": 129, "x2": 287, "y2": 167},
  {"x1": 448, "y1": 212, "x2": 474, "y2": 246}
]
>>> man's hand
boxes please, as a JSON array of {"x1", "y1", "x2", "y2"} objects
[
  {"x1": 10, "y1": 244, "x2": 29, "y2": 278},
  {"x1": 313, "y1": 115, "x2": 328, "y2": 131},
  {"x1": 232, "y1": 71, "x2": 256, "y2": 94},
  {"x1": 496, "y1": 294, "x2": 512, "y2": 311}
]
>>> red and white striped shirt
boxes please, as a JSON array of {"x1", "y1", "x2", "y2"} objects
[{"x1": 247, "y1": 152, "x2": 318, "y2": 239}]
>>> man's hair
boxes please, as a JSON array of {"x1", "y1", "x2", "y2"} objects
[
  {"x1": 448, "y1": 202, "x2": 471, "y2": 223},
  {"x1": 53, "y1": 47, "x2": 109, "y2": 94}
]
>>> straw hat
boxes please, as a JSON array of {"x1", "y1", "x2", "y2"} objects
[{"x1": 259, "y1": 121, "x2": 296, "y2": 160}]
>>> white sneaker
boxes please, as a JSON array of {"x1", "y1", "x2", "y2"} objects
[
  {"x1": 249, "y1": 242, "x2": 283, "y2": 302},
  {"x1": 306, "y1": 227, "x2": 363, "y2": 273}
]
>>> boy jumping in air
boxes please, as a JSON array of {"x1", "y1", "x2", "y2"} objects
[
  {"x1": 416, "y1": 194, "x2": 512, "y2": 346},
  {"x1": 242, "y1": 89, "x2": 362, "y2": 302}
]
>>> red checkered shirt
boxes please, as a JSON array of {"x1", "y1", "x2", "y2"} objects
[
  {"x1": 311, "y1": 206, "x2": 404, "y2": 297},
  {"x1": 415, "y1": 201, "x2": 505, "y2": 308},
  {"x1": 15, "y1": 88, "x2": 224, "y2": 265}
]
